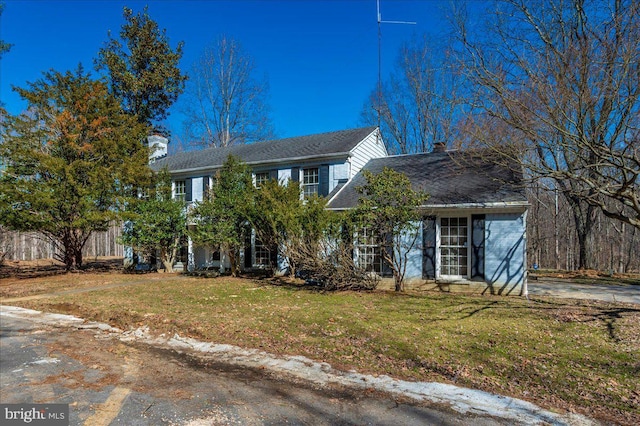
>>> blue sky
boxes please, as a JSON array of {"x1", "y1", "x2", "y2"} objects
[{"x1": 1, "y1": 0, "x2": 457, "y2": 149}]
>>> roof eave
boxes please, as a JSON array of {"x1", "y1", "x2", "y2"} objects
[
  {"x1": 326, "y1": 200, "x2": 529, "y2": 212},
  {"x1": 161, "y1": 152, "x2": 353, "y2": 175},
  {"x1": 418, "y1": 201, "x2": 529, "y2": 209}
]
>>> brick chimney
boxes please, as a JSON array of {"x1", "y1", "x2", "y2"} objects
[{"x1": 433, "y1": 142, "x2": 446, "y2": 153}]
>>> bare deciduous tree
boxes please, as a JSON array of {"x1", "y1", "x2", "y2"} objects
[
  {"x1": 181, "y1": 36, "x2": 275, "y2": 148},
  {"x1": 362, "y1": 35, "x2": 466, "y2": 154},
  {"x1": 452, "y1": 0, "x2": 640, "y2": 270},
  {"x1": 454, "y1": 0, "x2": 640, "y2": 237},
  {"x1": 527, "y1": 179, "x2": 640, "y2": 273}
]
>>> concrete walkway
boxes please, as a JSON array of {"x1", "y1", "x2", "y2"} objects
[{"x1": 528, "y1": 280, "x2": 640, "y2": 304}]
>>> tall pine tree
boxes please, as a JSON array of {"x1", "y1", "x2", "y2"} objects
[
  {"x1": 0, "y1": 67, "x2": 151, "y2": 269},
  {"x1": 96, "y1": 6, "x2": 187, "y2": 128}
]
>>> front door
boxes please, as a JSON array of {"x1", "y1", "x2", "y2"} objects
[{"x1": 440, "y1": 217, "x2": 469, "y2": 278}]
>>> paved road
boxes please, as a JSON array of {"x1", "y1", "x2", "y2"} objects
[
  {"x1": 528, "y1": 280, "x2": 640, "y2": 304},
  {"x1": 1, "y1": 312, "x2": 513, "y2": 426}
]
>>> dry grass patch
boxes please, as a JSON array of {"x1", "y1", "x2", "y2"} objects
[{"x1": 4, "y1": 274, "x2": 639, "y2": 425}]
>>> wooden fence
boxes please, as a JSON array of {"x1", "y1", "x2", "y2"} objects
[{"x1": 1, "y1": 223, "x2": 124, "y2": 262}]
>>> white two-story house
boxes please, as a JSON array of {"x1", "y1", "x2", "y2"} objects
[
  {"x1": 145, "y1": 126, "x2": 529, "y2": 296},
  {"x1": 148, "y1": 126, "x2": 387, "y2": 273}
]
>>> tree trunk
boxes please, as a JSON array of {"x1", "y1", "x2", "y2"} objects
[
  {"x1": 394, "y1": 274, "x2": 404, "y2": 292},
  {"x1": 74, "y1": 248, "x2": 83, "y2": 269},
  {"x1": 228, "y1": 243, "x2": 238, "y2": 277},
  {"x1": 566, "y1": 195, "x2": 597, "y2": 270},
  {"x1": 382, "y1": 250, "x2": 404, "y2": 292},
  {"x1": 162, "y1": 258, "x2": 174, "y2": 273},
  {"x1": 160, "y1": 247, "x2": 174, "y2": 273}
]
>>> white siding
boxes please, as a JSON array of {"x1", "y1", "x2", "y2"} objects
[
  {"x1": 484, "y1": 212, "x2": 526, "y2": 294},
  {"x1": 328, "y1": 162, "x2": 349, "y2": 193},
  {"x1": 349, "y1": 129, "x2": 388, "y2": 177},
  {"x1": 278, "y1": 168, "x2": 291, "y2": 185},
  {"x1": 192, "y1": 177, "x2": 203, "y2": 202}
]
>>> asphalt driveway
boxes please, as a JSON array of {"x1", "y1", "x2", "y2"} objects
[{"x1": 528, "y1": 279, "x2": 640, "y2": 304}]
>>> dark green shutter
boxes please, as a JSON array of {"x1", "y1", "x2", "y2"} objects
[
  {"x1": 319, "y1": 165, "x2": 330, "y2": 196},
  {"x1": 270, "y1": 246, "x2": 278, "y2": 270},
  {"x1": 422, "y1": 216, "x2": 436, "y2": 279},
  {"x1": 185, "y1": 178, "x2": 192, "y2": 202},
  {"x1": 471, "y1": 215, "x2": 485, "y2": 279},
  {"x1": 291, "y1": 167, "x2": 299, "y2": 182},
  {"x1": 244, "y1": 232, "x2": 252, "y2": 268}
]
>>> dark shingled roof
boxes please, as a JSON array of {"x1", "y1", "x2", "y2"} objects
[
  {"x1": 327, "y1": 150, "x2": 527, "y2": 209},
  {"x1": 151, "y1": 126, "x2": 378, "y2": 173}
]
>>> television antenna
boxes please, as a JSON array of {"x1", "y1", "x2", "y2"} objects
[{"x1": 376, "y1": 0, "x2": 416, "y2": 131}]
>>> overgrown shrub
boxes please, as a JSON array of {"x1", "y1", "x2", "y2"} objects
[{"x1": 292, "y1": 236, "x2": 379, "y2": 291}]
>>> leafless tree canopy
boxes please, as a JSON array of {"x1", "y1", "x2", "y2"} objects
[
  {"x1": 455, "y1": 0, "x2": 640, "y2": 230},
  {"x1": 362, "y1": 36, "x2": 467, "y2": 154},
  {"x1": 181, "y1": 36, "x2": 275, "y2": 148},
  {"x1": 528, "y1": 180, "x2": 639, "y2": 272}
]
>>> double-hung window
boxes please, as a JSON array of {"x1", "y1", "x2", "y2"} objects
[
  {"x1": 302, "y1": 168, "x2": 319, "y2": 198},
  {"x1": 255, "y1": 172, "x2": 270, "y2": 189},
  {"x1": 440, "y1": 217, "x2": 468, "y2": 277},
  {"x1": 356, "y1": 227, "x2": 383, "y2": 274},
  {"x1": 174, "y1": 180, "x2": 186, "y2": 201},
  {"x1": 254, "y1": 239, "x2": 271, "y2": 267}
]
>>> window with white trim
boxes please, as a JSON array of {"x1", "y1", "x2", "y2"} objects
[
  {"x1": 356, "y1": 227, "x2": 383, "y2": 274},
  {"x1": 302, "y1": 168, "x2": 319, "y2": 198},
  {"x1": 255, "y1": 172, "x2": 270, "y2": 188},
  {"x1": 440, "y1": 217, "x2": 468, "y2": 277},
  {"x1": 254, "y1": 238, "x2": 271, "y2": 267},
  {"x1": 174, "y1": 180, "x2": 186, "y2": 201}
]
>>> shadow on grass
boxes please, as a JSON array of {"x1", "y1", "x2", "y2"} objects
[
  {"x1": 589, "y1": 307, "x2": 640, "y2": 342},
  {"x1": 256, "y1": 276, "x2": 386, "y2": 294},
  {"x1": 254, "y1": 276, "x2": 327, "y2": 293},
  {"x1": 0, "y1": 258, "x2": 124, "y2": 280},
  {"x1": 458, "y1": 301, "x2": 501, "y2": 319},
  {"x1": 461, "y1": 296, "x2": 640, "y2": 343}
]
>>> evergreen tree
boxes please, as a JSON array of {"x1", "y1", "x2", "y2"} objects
[
  {"x1": 250, "y1": 179, "x2": 329, "y2": 278},
  {"x1": 0, "y1": 4, "x2": 12, "y2": 59},
  {"x1": 0, "y1": 67, "x2": 151, "y2": 269},
  {"x1": 189, "y1": 155, "x2": 254, "y2": 276},
  {"x1": 96, "y1": 6, "x2": 187, "y2": 128},
  {"x1": 120, "y1": 169, "x2": 187, "y2": 272},
  {"x1": 351, "y1": 168, "x2": 429, "y2": 291}
]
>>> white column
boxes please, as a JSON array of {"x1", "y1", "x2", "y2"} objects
[{"x1": 188, "y1": 237, "x2": 195, "y2": 272}]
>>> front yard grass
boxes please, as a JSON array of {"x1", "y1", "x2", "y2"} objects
[{"x1": 2, "y1": 274, "x2": 638, "y2": 425}]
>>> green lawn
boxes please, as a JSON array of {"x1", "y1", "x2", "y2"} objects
[{"x1": 3, "y1": 274, "x2": 638, "y2": 424}]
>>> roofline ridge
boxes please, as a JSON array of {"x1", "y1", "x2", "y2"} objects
[
  {"x1": 259, "y1": 125, "x2": 378, "y2": 143},
  {"x1": 161, "y1": 126, "x2": 379, "y2": 160},
  {"x1": 375, "y1": 148, "x2": 467, "y2": 160}
]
